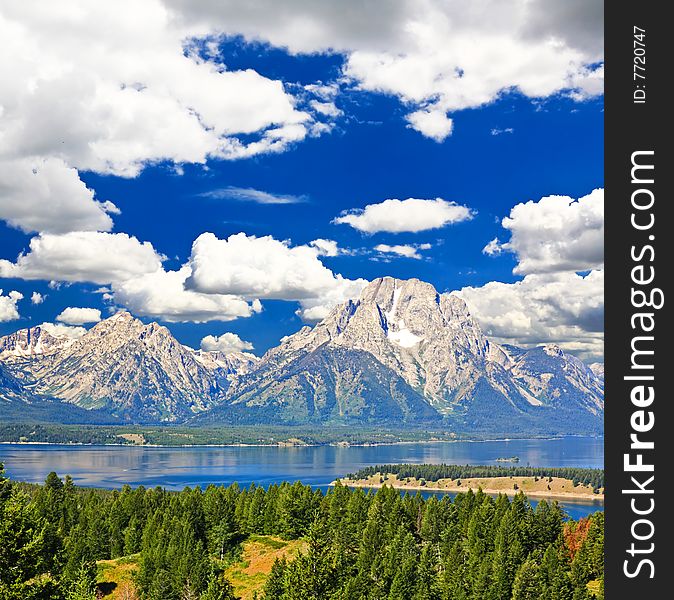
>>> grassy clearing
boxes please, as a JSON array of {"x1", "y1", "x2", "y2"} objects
[
  {"x1": 96, "y1": 554, "x2": 140, "y2": 599},
  {"x1": 224, "y1": 535, "x2": 307, "y2": 600},
  {"x1": 93, "y1": 536, "x2": 306, "y2": 600}
]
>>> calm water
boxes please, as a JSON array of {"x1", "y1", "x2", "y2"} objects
[{"x1": 1, "y1": 436, "x2": 603, "y2": 520}]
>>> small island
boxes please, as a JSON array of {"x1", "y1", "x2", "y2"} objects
[{"x1": 335, "y1": 464, "x2": 604, "y2": 502}]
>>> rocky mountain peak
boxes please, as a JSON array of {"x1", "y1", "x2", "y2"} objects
[
  {"x1": 0, "y1": 276, "x2": 604, "y2": 433},
  {"x1": 0, "y1": 325, "x2": 74, "y2": 360},
  {"x1": 589, "y1": 363, "x2": 604, "y2": 380},
  {"x1": 543, "y1": 344, "x2": 564, "y2": 357}
]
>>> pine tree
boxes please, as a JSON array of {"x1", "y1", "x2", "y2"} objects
[
  {"x1": 147, "y1": 568, "x2": 178, "y2": 600},
  {"x1": 0, "y1": 482, "x2": 60, "y2": 599},
  {"x1": 200, "y1": 572, "x2": 237, "y2": 600},
  {"x1": 413, "y1": 543, "x2": 439, "y2": 600},
  {"x1": 388, "y1": 532, "x2": 418, "y2": 599},
  {"x1": 263, "y1": 557, "x2": 287, "y2": 599},
  {"x1": 511, "y1": 558, "x2": 543, "y2": 600},
  {"x1": 356, "y1": 494, "x2": 390, "y2": 593},
  {"x1": 285, "y1": 516, "x2": 335, "y2": 599},
  {"x1": 65, "y1": 561, "x2": 98, "y2": 600},
  {"x1": 490, "y1": 509, "x2": 522, "y2": 599},
  {"x1": 124, "y1": 514, "x2": 143, "y2": 555}
]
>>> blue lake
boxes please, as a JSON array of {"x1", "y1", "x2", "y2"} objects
[{"x1": 0, "y1": 436, "x2": 604, "y2": 520}]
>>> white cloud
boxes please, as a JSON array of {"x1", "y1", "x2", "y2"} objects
[
  {"x1": 406, "y1": 109, "x2": 453, "y2": 141},
  {"x1": 295, "y1": 277, "x2": 369, "y2": 322},
  {"x1": 482, "y1": 238, "x2": 503, "y2": 256},
  {"x1": 166, "y1": 1, "x2": 602, "y2": 60},
  {"x1": 112, "y1": 265, "x2": 261, "y2": 323},
  {"x1": 0, "y1": 0, "x2": 604, "y2": 234},
  {"x1": 31, "y1": 291, "x2": 45, "y2": 304},
  {"x1": 304, "y1": 82, "x2": 339, "y2": 99},
  {"x1": 309, "y1": 239, "x2": 340, "y2": 257},
  {"x1": 0, "y1": 1, "x2": 332, "y2": 237},
  {"x1": 199, "y1": 186, "x2": 307, "y2": 204},
  {"x1": 187, "y1": 232, "x2": 357, "y2": 298},
  {"x1": 0, "y1": 289, "x2": 23, "y2": 322},
  {"x1": 494, "y1": 188, "x2": 604, "y2": 275},
  {"x1": 374, "y1": 244, "x2": 426, "y2": 260},
  {"x1": 490, "y1": 127, "x2": 514, "y2": 136},
  {"x1": 567, "y1": 64, "x2": 605, "y2": 100},
  {"x1": 334, "y1": 198, "x2": 474, "y2": 233},
  {"x1": 0, "y1": 232, "x2": 164, "y2": 284},
  {"x1": 56, "y1": 307, "x2": 102, "y2": 325},
  {"x1": 186, "y1": 232, "x2": 368, "y2": 321},
  {"x1": 200, "y1": 332, "x2": 254, "y2": 353},
  {"x1": 0, "y1": 158, "x2": 117, "y2": 234},
  {"x1": 309, "y1": 100, "x2": 342, "y2": 118},
  {"x1": 341, "y1": 3, "x2": 603, "y2": 138},
  {"x1": 456, "y1": 270, "x2": 604, "y2": 360},
  {"x1": 0, "y1": 1, "x2": 314, "y2": 180},
  {"x1": 39, "y1": 321, "x2": 88, "y2": 340}
]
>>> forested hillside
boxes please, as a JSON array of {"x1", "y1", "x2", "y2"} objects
[{"x1": 0, "y1": 464, "x2": 603, "y2": 599}]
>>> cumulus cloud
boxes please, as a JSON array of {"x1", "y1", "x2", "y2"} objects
[
  {"x1": 456, "y1": 270, "x2": 604, "y2": 360},
  {"x1": 310, "y1": 100, "x2": 342, "y2": 118},
  {"x1": 112, "y1": 265, "x2": 261, "y2": 323},
  {"x1": 164, "y1": 1, "x2": 604, "y2": 125},
  {"x1": 494, "y1": 188, "x2": 604, "y2": 275},
  {"x1": 0, "y1": 232, "x2": 164, "y2": 285},
  {"x1": 309, "y1": 239, "x2": 340, "y2": 257},
  {"x1": 406, "y1": 109, "x2": 453, "y2": 141},
  {"x1": 0, "y1": 289, "x2": 23, "y2": 322},
  {"x1": 0, "y1": 0, "x2": 604, "y2": 254},
  {"x1": 187, "y1": 232, "x2": 361, "y2": 299},
  {"x1": 0, "y1": 1, "x2": 332, "y2": 238},
  {"x1": 374, "y1": 243, "x2": 429, "y2": 260},
  {"x1": 38, "y1": 322, "x2": 88, "y2": 340},
  {"x1": 0, "y1": 229, "x2": 363, "y2": 324},
  {"x1": 56, "y1": 307, "x2": 102, "y2": 325},
  {"x1": 334, "y1": 198, "x2": 474, "y2": 233},
  {"x1": 199, "y1": 186, "x2": 307, "y2": 204},
  {"x1": 342, "y1": 4, "x2": 603, "y2": 138},
  {"x1": 185, "y1": 232, "x2": 367, "y2": 321},
  {"x1": 31, "y1": 292, "x2": 45, "y2": 305},
  {"x1": 482, "y1": 238, "x2": 503, "y2": 256},
  {"x1": 0, "y1": 158, "x2": 117, "y2": 234},
  {"x1": 200, "y1": 332, "x2": 254, "y2": 353},
  {"x1": 0, "y1": 1, "x2": 313, "y2": 179},
  {"x1": 295, "y1": 277, "x2": 369, "y2": 322}
]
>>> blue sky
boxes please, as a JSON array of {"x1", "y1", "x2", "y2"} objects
[{"x1": 0, "y1": 1, "x2": 604, "y2": 360}]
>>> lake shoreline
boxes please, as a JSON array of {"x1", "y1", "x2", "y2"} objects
[
  {"x1": 334, "y1": 478, "x2": 605, "y2": 504},
  {"x1": 0, "y1": 434, "x2": 602, "y2": 449}
]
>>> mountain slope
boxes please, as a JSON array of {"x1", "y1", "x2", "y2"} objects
[
  {"x1": 218, "y1": 277, "x2": 603, "y2": 432},
  {"x1": 0, "y1": 277, "x2": 604, "y2": 433},
  {"x1": 1, "y1": 313, "x2": 250, "y2": 422},
  {"x1": 0, "y1": 362, "x2": 24, "y2": 402},
  {"x1": 0, "y1": 324, "x2": 81, "y2": 366},
  {"x1": 504, "y1": 344, "x2": 604, "y2": 415},
  {"x1": 207, "y1": 345, "x2": 440, "y2": 424}
]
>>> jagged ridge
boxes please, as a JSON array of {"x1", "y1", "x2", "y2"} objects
[{"x1": 0, "y1": 277, "x2": 604, "y2": 432}]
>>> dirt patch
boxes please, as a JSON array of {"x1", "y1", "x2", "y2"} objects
[
  {"x1": 225, "y1": 535, "x2": 307, "y2": 599},
  {"x1": 97, "y1": 555, "x2": 140, "y2": 599}
]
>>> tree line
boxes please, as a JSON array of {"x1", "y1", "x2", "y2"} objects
[
  {"x1": 347, "y1": 464, "x2": 605, "y2": 493},
  {"x1": 0, "y1": 463, "x2": 603, "y2": 599}
]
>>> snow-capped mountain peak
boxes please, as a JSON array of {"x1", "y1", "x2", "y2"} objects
[{"x1": 0, "y1": 277, "x2": 604, "y2": 433}]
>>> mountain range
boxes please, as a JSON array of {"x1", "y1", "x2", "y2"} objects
[{"x1": 0, "y1": 277, "x2": 603, "y2": 434}]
